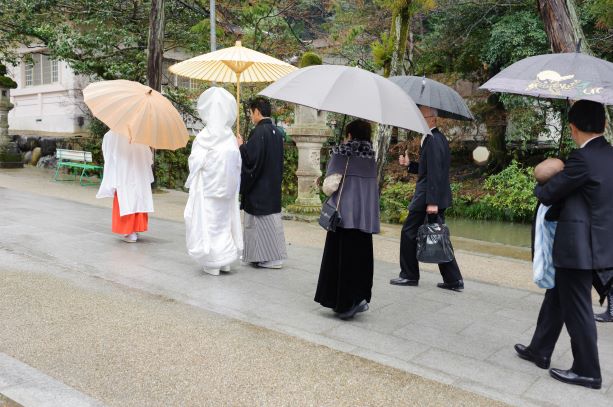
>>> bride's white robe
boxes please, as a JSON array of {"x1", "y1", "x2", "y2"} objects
[
  {"x1": 96, "y1": 130, "x2": 154, "y2": 216},
  {"x1": 184, "y1": 87, "x2": 243, "y2": 268}
]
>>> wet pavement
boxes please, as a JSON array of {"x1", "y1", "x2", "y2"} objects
[
  {"x1": 0, "y1": 188, "x2": 505, "y2": 407},
  {"x1": 1, "y1": 169, "x2": 612, "y2": 406}
]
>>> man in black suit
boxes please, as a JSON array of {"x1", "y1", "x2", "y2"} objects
[
  {"x1": 515, "y1": 100, "x2": 611, "y2": 389},
  {"x1": 390, "y1": 106, "x2": 464, "y2": 291}
]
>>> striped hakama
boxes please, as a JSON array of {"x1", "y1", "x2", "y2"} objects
[{"x1": 243, "y1": 212, "x2": 287, "y2": 263}]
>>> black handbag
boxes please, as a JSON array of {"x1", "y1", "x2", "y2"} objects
[
  {"x1": 416, "y1": 215, "x2": 455, "y2": 264},
  {"x1": 318, "y1": 158, "x2": 350, "y2": 232}
]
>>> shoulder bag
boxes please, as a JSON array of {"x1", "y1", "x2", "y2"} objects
[{"x1": 318, "y1": 157, "x2": 350, "y2": 232}]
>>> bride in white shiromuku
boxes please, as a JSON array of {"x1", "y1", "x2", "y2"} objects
[{"x1": 184, "y1": 87, "x2": 243, "y2": 275}]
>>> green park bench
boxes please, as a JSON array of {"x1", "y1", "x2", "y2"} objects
[{"x1": 53, "y1": 149, "x2": 103, "y2": 186}]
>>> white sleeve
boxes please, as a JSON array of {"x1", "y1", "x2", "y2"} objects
[{"x1": 322, "y1": 173, "x2": 343, "y2": 196}]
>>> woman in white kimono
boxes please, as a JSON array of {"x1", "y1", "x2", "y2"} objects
[
  {"x1": 184, "y1": 87, "x2": 243, "y2": 275},
  {"x1": 96, "y1": 130, "x2": 154, "y2": 243}
]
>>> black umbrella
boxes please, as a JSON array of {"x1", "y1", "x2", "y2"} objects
[{"x1": 389, "y1": 75, "x2": 474, "y2": 121}]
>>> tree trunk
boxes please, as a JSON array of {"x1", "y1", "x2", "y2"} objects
[
  {"x1": 537, "y1": 0, "x2": 587, "y2": 53},
  {"x1": 484, "y1": 95, "x2": 508, "y2": 171},
  {"x1": 375, "y1": 5, "x2": 411, "y2": 185},
  {"x1": 537, "y1": 0, "x2": 613, "y2": 139},
  {"x1": 147, "y1": 0, "x2": 165, "y2": 92}
]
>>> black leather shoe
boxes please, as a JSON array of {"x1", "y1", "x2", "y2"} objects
[
  {"x1": 514, "y1": 344, "x2": 550, "y2": 369},
  {"x1": 390, "y1": 277, "x2": 418, "y2": 286},
  {"x1": 594, "y1": 310, "x2": 613, "y2": 322},
  {"x1": 595, "y1": 292, "x2": 613, "y2": 322},
  {"x1": 549, "y1": 368, "x2": 602, "y2": 389},
  {"x1": 338, "y1": 300, "x2": 369, "y2": 320},
  {"x1": 437, "y1": 279, "x2": 464, "y2": 291}
]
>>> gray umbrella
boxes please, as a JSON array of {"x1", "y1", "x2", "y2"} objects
[
  {"x1": 389, "y1": 75, "x2": 474, "y2": 121},
  {"x1": 259, "y1": 65, "x2": 430, "y2": 134},
  {"x1": 480, "y1": 52, "x2": 613, "y2": 105}
]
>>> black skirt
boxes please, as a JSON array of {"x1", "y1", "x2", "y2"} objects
[{"x1": 314, "y1": 227, "x2": 374, "y2": 313}]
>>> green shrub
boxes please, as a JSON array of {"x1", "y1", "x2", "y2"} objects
[
  {"x1": 380, "y1": 179, "x2": 414, "y2": 223},
  {"x1": 0, "y1": 64, "x2": 17, "y2": 88},
  {"x1": 482, "y1": 160, "x2": 536, "y2": 222},
  {"x1": 299, "y1": 52, "x2": 323, "y2": 68},
  {"x1": 154, "y1": 142, "x2": 192, "y2": 190},
  {"x1": 447, "y1": 161, "x2": 536, "y2": 223},
  {"x1": 380, "y1": 162, "x2": 537, "y2": 224},
  {"x1": 0, "y1": 76, "x2": 17, "y2": 89},
  {"x1": 282, "y1": 143, "x2": 298, "y2": 205}
]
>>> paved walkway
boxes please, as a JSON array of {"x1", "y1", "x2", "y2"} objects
[{"x1": 1, "y1": 168, "x2": 612, "y2": 406}]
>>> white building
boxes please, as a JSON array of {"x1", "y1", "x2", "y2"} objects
[
  {"x1": 7, "y1": 47, "x2": 90, "y2": 136},
  {"x1": 7, "y1": 47, "x2": 203, "y2": 137}
]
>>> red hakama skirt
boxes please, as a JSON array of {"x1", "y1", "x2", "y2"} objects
[{"x1": 112, "y1": 193, "x2": 149, "y2": 234}]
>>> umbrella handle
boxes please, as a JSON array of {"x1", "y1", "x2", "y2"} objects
[{"x1": 236, "y1": 72, "x2": 241, "y2": 137}]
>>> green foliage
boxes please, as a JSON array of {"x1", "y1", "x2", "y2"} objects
[
  {"x1": 481, "y1": 161, "x2": 537, "y2": 221},
  {"x1": 416, "y1": 0, "x2": 542, "y2": 78},
  {"x1": 282, "y1": 143, "x2": 298, "y2": 206},
  {"x1": 586, "y1": 0, "x2": 613, "y2": 29},
  {"x1": 0, "y1": 76, "x2": 17, "y2": 89},
  {"x1": 163, "y1": 86, "x2": 200, "y2": 123},
  {"x1": 500, "y1": 95, "x2": 549, "y2": 153},
  {"x1": 380, "y1": 178, "x2": 415, "y2": 223},
  {"x1": 154, "y1": 142, "x2": 192, "y2": 190},
  {"x1": 324, "y1": 1, "x2": 389, "y2": 70},
  {"x1": 81, "y1": 118, "x2": 108, "y2": 165},
  {"x1": 447, "y1": 161, "x2": 536, "y2": 223},
  {"x1": 481, "y1": 11, "x2": 549, "y2": 70},
  {"x1": 225, "y1": 0, "x2": 318, "y2": 60},
  {"x1": 299, "y1": 51, "x2": 322, "y2": 67},
  {"x1": 578, "y1": 0, "x2": 613, "y2": 60},
  {"x1": 0, "y1": 64, "x2": 17, "y2": 88},
  {"x1": 372, "y1": 32, "x2": 394, "y2": 70},
  {"x1": 446, "y1": 187, "x2": 506, "y2": 221},
  {"x1": 380, "y1": 163, "x2": 539, "y2": 224},
  {"x1": 379, "y1": 162, "x2": 537, "y2": 224},
  {"x1": 0, "y1": 1, "x2": 207, "y2": 80}
]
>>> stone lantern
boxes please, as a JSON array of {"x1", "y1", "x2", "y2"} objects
[
  {"x1": 286, "y1": 105, "x2": 331, "y2": 214},
  {"x1": 0, "y1": 64, "x2": 21, "y2": 168},
  {"x1": 0, "y1": 85, "x2": 22, "y2": 168}
]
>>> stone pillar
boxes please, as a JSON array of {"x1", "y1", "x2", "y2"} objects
[
  {"x1": 286, "y1": 105, "x2": 331, "y2": 214},
  {"x1": 0, "y1": 87, "x2": 22, "y2": 168}
]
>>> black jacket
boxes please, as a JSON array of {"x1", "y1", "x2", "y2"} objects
[
  {"x1": 535, "y1": 136, "x2": 613, "y2": 271},
  {"x1": 239, "y1": 118, "x2": 284, "y2": 216},
  {"x1": 408, "y1": 128, "x2": 453, "y2": 211}
]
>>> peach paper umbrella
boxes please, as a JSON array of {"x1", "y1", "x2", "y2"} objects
[
  {"x1": 168, "y1": 40, "x2": 297, "y2": 135},
  {"x1": 83, "y1": 80, "x2": 189, "y2": 150}
]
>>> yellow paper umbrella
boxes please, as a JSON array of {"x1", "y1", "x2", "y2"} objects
[
  {"x1": 168, "y1": 40, "x2": 297, "y2": 135},
  {"x1": 83, "y1": 80, "x2": 189, "y2": 150}
]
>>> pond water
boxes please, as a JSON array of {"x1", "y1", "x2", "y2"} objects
[
  {"x1": 379, "y1": 217, "x2": 532, "y2": 248},
  {"x1": 445, "y1": 217, "x2": 532, "y2": 248}
]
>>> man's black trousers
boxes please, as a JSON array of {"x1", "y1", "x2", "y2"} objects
[
  {"x1": 399, "y1": 209, "x2": 462, "y2": 283},
  {"x1": 529, "y1": 268, "x2": 601, "y2": 378}
]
